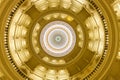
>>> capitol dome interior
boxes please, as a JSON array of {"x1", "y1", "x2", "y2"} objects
[{"x1": 0, "y1": 0, "x2": 120, "y2": 80}]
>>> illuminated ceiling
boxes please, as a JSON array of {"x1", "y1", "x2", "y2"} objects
[{"x1": 0, "y1": 0, "x2": 120, "y2": 80}]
